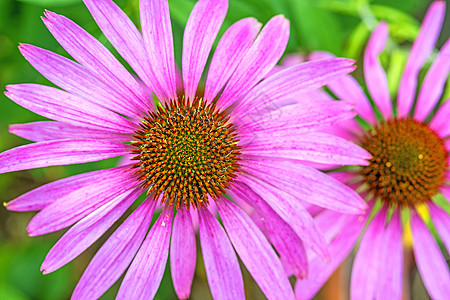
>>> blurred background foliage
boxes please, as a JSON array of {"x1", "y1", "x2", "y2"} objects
[{"x1": 0, "y1": 0, "x2": 448, "y2": 299}]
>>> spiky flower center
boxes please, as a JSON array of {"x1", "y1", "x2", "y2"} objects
[
  {"x1": 359, "y1": 118, "x2": 447, "y2": 207},
  {"x1": 132, "y1": 97, "x2": 241, "y2": 208}
]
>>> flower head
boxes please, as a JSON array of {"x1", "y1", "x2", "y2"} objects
[
  {"x1": 1, "y1": 0, "x2": 369, "y2": 299},
  {"x1": 295, "y1": 2, "x2": 450, "y2": 299}
]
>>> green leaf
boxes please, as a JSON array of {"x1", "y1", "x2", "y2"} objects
[
  {"x1": 343, "y1": 22, "x2": 370, "y2": 59},
  {"x1": 17, "y1": 0, "x2": 80, "y2": 6}
]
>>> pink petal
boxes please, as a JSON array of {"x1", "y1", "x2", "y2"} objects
[
  {"x1": 182, "y1": 0, "x2": 228, "y2": 100},
  {"x1": 83, "y1": 0, "x2": 162, "y2": 101},
  {"x1": 364, "y1": 22, "x2": 392, "y2": 119},
  {"x1": 9, "y1": 121, "x2": 130, "y2": 143},
  {"x1": 5, "y1": 166, "x2": 132, "y2": 212},
  {"x1": 72, "y1": 198, "x2": 156, "y2": 300},
  {"x1": 242, "y1": 132, "x2": 370, "y2": 166},
  {"x1": 350, "y1": 209, "x2": 387, "y2": 299},
  {"x1": 411, "y1": 212, "x2": 450, "y2": 299},
  {"x1": 309, "y1": 51, "x2": 377, "y2": 124},
  {"x1": 5, "y1": 84, "x2": 136, "y2": 134},
  {"x1": 198, "y1": 207, "x2": 245, "y2": 300},
  {"x1": 397, "y1": 1, "x2": 446, "y2": 118},
  {"x1": 415, "y1": 39, "x2": 450, "y2": 121},
  {"x1": 429, "y1": 99, "x2": 450, "y2": 138},
  {"x1": 42, "y1": 11, "x2": 150, "y2": 113},
  {"x1": 428, "y1": 203, "x2": 450, "y2": 254},
  {"x1": 204, "y1": 18, "x2": 261, "y2": 102},
  {"x1": 0, "y1": 139, "x2": 130, "y2": 174},
  {"x1": 26, "y1": 167, "x2": 138, "y2": 236},
  {"x1": 217, "y1": 198, "x2": 295, "y2": 300},
  {"x1": 41, "y1": 188, "x2": 142, "y2": 274},
  {"x1": 19, "y1": 44, "x2": 147, "y2": 118},
  {"x1": 117, "y1": 206, "x2": 173, "y2": 299},
  {"x1": 234, "y1": 58, "x2": 356, "y2": 118},
  {"x1": 140, "y1": 0, "x2": 177, "y2": 101},
  {"x1": 170, "y1": 207, "x2": 196, "y2": 299},
  {"x1": 218, "y1": 15, "x2": 290, "y2": 110}
]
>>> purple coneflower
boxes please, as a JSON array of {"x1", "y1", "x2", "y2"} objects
[
  {"x1": 295, "y1": 1, "x2": 450, "y2": 299},
  {"x1": 1, "y1": 0, "x2": 370, "y2": 299}
]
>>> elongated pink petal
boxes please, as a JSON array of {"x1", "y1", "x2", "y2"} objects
[
  {"x1": 182, "y1": 0, "x2": 228, "y2": 100},
  {"x1": 242, "y1": 132, "x2": 370, "y2": 166},
  {"x1": 218, "y1": 15, "x2": 290, "y2": 109},
  {"x1": 309, "y1": 51, "x2": 377, "y2": 124},
  {"x1": 376, "y1": 211, "x2": 403, "y2": 300},
  {"x1": 415, "y1": 39, "x2": 450, "y2": 121},
  {"x1": 411, "y1": 212, "x2": 450, "y2": 299},
  {"x1": 0, "y1": 139, "x2": 130, "y2": 174},
  {"x1": 238, "y1": 177, "x2": 328, "y2": 258},
  {"x1": 117, "y1": 206, "x2": 173, "y2": 299},
  {"x1": 19, "y1": 44, "x2": 147, "y2": 118},
  {"x1": 140, "y1": 0, "x2": 176, "y2": 100},
  {"x1": 170, "y1": 207, "x2": 196, "y2": 299},
  {"x1": 428, "y1": 203, "x2": 450, "y2": 254},
  {"x1": 204, "y1": 18, "x2": 261, "y2": 101},
  {"x1": 229, "y1": 185, "x2": 307, "y2": 278},
  {"x1": 42, "y1": 11, "x2": 150, "y2": 113},
  {"x1": 9, "y1": 121, "x2": 130, "y2": 143},
  {"x1": 27, "y1": 167, "x2": 138, "y2": 236},
  {"x1": 234, "y1": 58, "x2": 356, "y2": 117},
  {"x1": 5, "y1": 84, "x2": 136, "y2": 134},
  {"x1": 350, "y1": 209, "x2": 387, "y2": 300},
  {"x1": 397, "y1": 1, "x2": 446, "y2": 118},
  {"x1": 217, "y1": 198, "x2": 295, "y2": 300},
  {"x1": 364, "y1": 22, "x2": 392, "y2": 119},
  {"x1": 295, "y1": 214, "x2": 366, "y2": 300},
  {"x1": 5, "y1": 166, "x2": 132, "y2": 212},
  {"x1": 72, "y1": 199, "x2": 156, "y2": 300},
  {"x1": 41, "y1": 188, "x2": 141, "y2": 274},
  {"x1": 198, "y1": 207, "x2": 245, "y2": 300},
  {"x1": 429, "y1": 99, "x2": 450, "y2": 138},
  {"x1": 83, "y1": 0, "x2": 161, "y2": 100},
  {"x1": 242, "y1": 160, "x2": 366, "y2": 213}
]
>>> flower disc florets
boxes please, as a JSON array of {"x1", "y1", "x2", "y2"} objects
[
  {"x1": 359, "y1": 118, "x2": 447, "y2": 207},
  {"x1": 132, "y1": 97, "x2": 241, "y2": 208}
]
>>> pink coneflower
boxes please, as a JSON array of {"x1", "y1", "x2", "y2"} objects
[
  {"x1": 295, "y1": 1, "x2": 450, "y2": 299},
  {"x1": 1, "y1": 0, "x2": 370, "y2": 299}
]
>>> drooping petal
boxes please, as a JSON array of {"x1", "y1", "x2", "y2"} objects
[
  {"x1": 411, "y1": 212, "x2": 450, "y2": 299},
  {"x1": 234, "y1": 58, "x2": 356, "y2": 118},
  {"x1": 295, "y1": 213, "x2": 366, "y2": 300},
  {"x1": 242, "y1": 159, "x2": 367, "y2": 213},
  {"x1": 397, "y1": 1, "x2": 446, "y2": 118},
  {"x1": 376, "y1": 211, "x2": 403, "y2": 300},
  {"x1": 428, "y1": 203, "x2": 450, "y2": 254},
  {"x1": 429, "y1": 98, "x2": 450, "y2": 138},
  {"x1": 170, "y1": 207, "x2": 196, "y2": 300},
  {"x1": 204, "y1": 18, "x2": 261, "y2": 101},
  {"x1": 117, "y1": 206, "x2": 173, "y2": 299},
  {"x1": 42, "y1": 11, "x2": 150, "y2": 113},
  {"x1": 5, "y1": 166, "x2": 132, "y2": 212},
  {"x1": 0, "y1": 139, "x2": 130, "y2": 174},
  {"x1": 27, "y1": 167, "x2": 138, "y2": 236},
  {"x1": 9, "y1": 121, "x2": 130, "y2": 143},
  {"x1": 350, "y1": 209, "x2": 387, "y2": 300},
  {"x1": 19, "y1": 44, "x2": 148, "y2": 118},
  {"x1": 72, "y1": 198, "x2": 156, "y2": 300},
  {"x1": 5, "y1": 84, "x2": 136, "y2": 134},
  {"x1": 217, "y1": 198, "x2": 295, "y2": 300},
  {"x1": 140, "y1": 0, "x2": 177, "y2": 100},
  {"x1": 83, "y1": 0, "x2": 161, "y2": 101},
  {"x1": 198, "y1": 207, "x2": 245, "y2": 300},
  {"x1": 229, "y1": 186, "x2": 307, "y2": 278},
  {"x1": 218, "y1": 15, "x2": 290, "y2": 109},
  {"x1": 242, "y1": 132, "x2": 370, "y2": 166},
  {"x1": 309, "y1": 51, "x2": 377, "y2": 124},
  {"x1": 182, "y1": 0, "x2": 228, "y2": 100},
  {"x1": 41, "y1": 188, "x2": 142, "y2": 274},
  {"x1": 364, "y1": 22, "x2": 392, "y2": 119}
]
